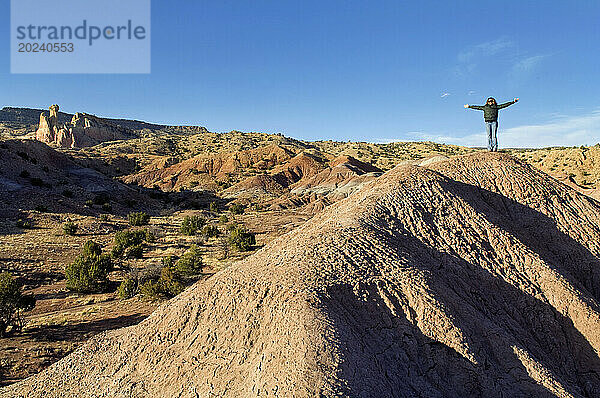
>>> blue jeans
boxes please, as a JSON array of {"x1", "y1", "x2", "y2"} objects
[{"x1": 486, "y1": 121, "x2": 498, "y2": 151}]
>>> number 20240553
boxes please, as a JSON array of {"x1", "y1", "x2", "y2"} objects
[{"x1": 18, "y1": 43, "x2": 74, "y2": 52}]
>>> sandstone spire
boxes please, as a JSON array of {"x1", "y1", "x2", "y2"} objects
[{"x1": 35, "y1": 105, "x2": 132, "y2": 148}]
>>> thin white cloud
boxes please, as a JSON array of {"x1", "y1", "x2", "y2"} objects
[
  {"x1": 457, "y1": 38, "x2": 514, "y2": 63},
  {"x1": 455, "y1": 38, "x2": 549, "y2": 85},
  {"x1": 468, "y1": 90, "x2": 476, "y2": 96},
  {"x1": 509, "y1": 54, "x2": 550, "y2": 84},
  {"x1": 379, "y1": 110, "x2": 600, "y2": 148},
  {"x1": 455, "y1": 38, "x2": 514, "y2": 76},
  {"x1": 441, "y1": 92, "x2": 451, "y2": 98},
  {"x1": 513, "y1": 54, "x2": 548, "y2": 72}
]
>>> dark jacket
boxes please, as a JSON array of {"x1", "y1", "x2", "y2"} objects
[{"x1": 469, "y1": 101, "x2": 515, "y2": 122}]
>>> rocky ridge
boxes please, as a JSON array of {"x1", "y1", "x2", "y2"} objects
[{"x1": 35, "y1": 105, "x2": 135, "y2": 148}]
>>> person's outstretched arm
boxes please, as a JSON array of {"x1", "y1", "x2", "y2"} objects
[
  {"x1": 497, "y1": 97, "x2": 519, "y2": 109},
  {"x1": 465, "y1": 104, "x2": 484, "y2": 110}
]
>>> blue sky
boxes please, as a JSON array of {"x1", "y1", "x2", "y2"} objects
[{"x1": 1, "y1": 1, "x2": 599, "y2": 147}]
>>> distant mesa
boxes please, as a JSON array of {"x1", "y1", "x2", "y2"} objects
[
  {"x1": 0, "y1": 105, "x2": 209, "y2": 137},
  {"x1": 35, "y1": 104, "x2": 133, "y2": 148}
]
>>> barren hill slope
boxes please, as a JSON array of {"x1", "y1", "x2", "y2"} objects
[
  {"x1": 223, "y1": 152, "x2": 328, "y2": 200},
  {"x1": 122, "y1": 144, "x2": 297, "y2": 191},
  {"x1": 265, "y1": 155, "x2": 383, "y2": 212},
  {"x1": 4, "y1": 152, "x2": 600, "y2": 397},
  {"x1": 0, "y1": 139, "x2": 159, "y2": 216}
]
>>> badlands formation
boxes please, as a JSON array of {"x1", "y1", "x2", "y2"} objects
[{"x1": 4, "y1": 152, "x2": 600, "y2": 397}]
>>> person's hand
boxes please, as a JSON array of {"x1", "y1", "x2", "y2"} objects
[
  {"x1": 514, "y1": 97, "x2": 519, "y2": 102},
  {"x1": 464, "y1": 104, "x2": 469, "y2": 108}
]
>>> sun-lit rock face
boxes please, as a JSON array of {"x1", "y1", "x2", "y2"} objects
[{"x1": 35, "y1": 105, "x2": 133, "y2": 148}]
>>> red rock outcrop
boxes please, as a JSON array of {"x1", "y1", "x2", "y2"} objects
[
  {"x1": 124, "y1": 144, "x2": 297, "y2": 191},
  {"x1": 223, "y1": 152, "x2": 327, "y2": 199},
  {"x1": 35, "y1": 105, "x2": 133, "y2": 148}
]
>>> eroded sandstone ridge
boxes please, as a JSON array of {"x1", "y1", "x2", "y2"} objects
[
  {"x1": 35, "y1": 104, "x2": 132, "y2": 148},
  {"x1": 3, "y1": 152, "x2": 600, "y2": 397}
]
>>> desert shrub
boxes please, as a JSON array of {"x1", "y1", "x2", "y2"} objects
[
  {"x1": 111, "y1": 229, "x2": 147, "y2": 258},
  {"x1": 116, "y1": 230, "x2": 145, "y2": 246},
  {"x1": 161, "y1": 255, "x2": 175, "y2": 268},
  {"x1": 202, "y1": 225, "x2": 219, "y2": 239},
  {"x1": 128, "y1": 212, "x2": 150, "y2": 226},
  {"x1": 173, "y1": 245, "x2": 203, "y2": 277},
  {"x1": 82, "y1": 240, "x2": 102, "y2": 257},
  {"x1": 126, "y1": 244, "x2": 144, "y2": 259},
  {"x1": 217, "y1": 239, "x2": 229, "y2": 260},
  {"x1": 140, "y1": 267, "x2": 183, "y2": 300},
  {"x1": 34, "y1": 205, "x2": 48, "y2": 212},
  {"x1": 218, "y1": 214, "x2": 228, "y2": 224},
  {"x1": 13, "y1": 294, "x2": 35, "y2": 333},
  {"x1": 16, "y1": 218, "x2": 33, "y2": 229},
  {"x1": 0, "y1": 279, "x2": 25, "y2": 334},
  {"x1": 228, "y1": 225, "x2": 256, "y2": 252},
  {"x1": 158, "y1": 267, "x2": 184, "y2": 295},
  {"x1": 0, "y1": 272, "x2": 36, "y2": 336},
  {"x1": 85, "y1": 199, "x2": 94, "y2": 207},
  {"x1": 101, "y1": 203, "x2": 112, "y2": 212},
  {"x1": 19, "y1": 170, "x2": 30, "y2": 178},
  {"x1": 139, "y1": 280, "x2": 160, "y2": 299},
  {"x1": 62, "y1": 221, "x2": 78, "y2": 236},
  {"x1": 99, "y1": 214, "x2": 110, "y2": 221},
  {"x1": 229, "y1": 203, "x2": 245, "y2": 215},
  {"x1": 179, "y1": 215, "x2": 205, "y2": 236},
  {"x1": 139, "y1": 262, "x2": 162, "y2": 284},
  {"x1": 61, "y1": 189, "x2": 73, "y2": 198},
  {"x1": 65, "y1": 241, "x2": 113, "y2": 293},
  {"x1": 209, "y1": 202, "x2": 219, "y2": 213},
  {"x1": 144, "y1": 229, "x2": 156, "y2": 243},
  {"x1": 117, "y1": 277, "x2": 138, "y2": 299}
]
